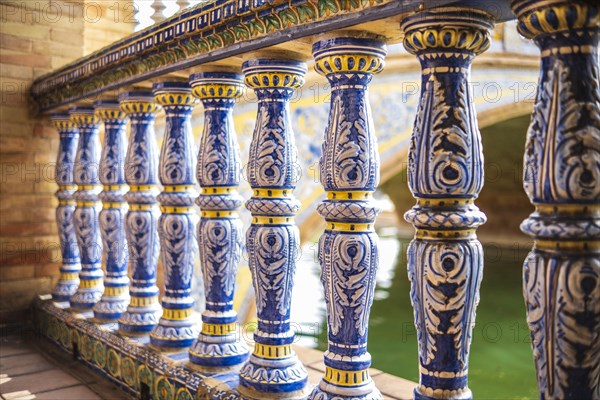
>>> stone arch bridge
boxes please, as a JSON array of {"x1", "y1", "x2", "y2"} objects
[{"x1": 180, "y1": 44, "x2": 540, "y2": 239}]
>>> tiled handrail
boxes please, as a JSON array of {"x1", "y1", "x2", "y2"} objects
[{"x1": 29, "y1": 0, "x2": 514, "y2": 112}]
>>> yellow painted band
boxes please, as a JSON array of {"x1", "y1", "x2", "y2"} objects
[
  {"x1": 416, "y1": 229, "x2": 476, "y2": 240},
  {"x1": 58, "y1": 184, "x2": 77, "y2": 191},
  {"x1": 58, "y1": 200, "x2": 76, "y2": 206},
  {"x1": 324, "y1": 366, "x2": 370, "y2": 387},
  {"x1": 535, "y1": 240, "x2": 600, "y2": 252},
  {"x1": 326, "y1": 222, "x2": 373, "y2": 232},
  {"x1": 541, "y1": 45, "x2": 595, "y2": 57},
  {"x1": 103, "y1": 184, "x2": 128, "y2": 191},
  {"x1": 102, "y1": 202, "x2": 127, "y2": 209},
  {"x1": 419, "y1": 366, "x2": 467, "y2": 378},
  {"x1": 76, "y1": 201, "x2": 101, "y2": 207},
  {"x1": 162, "y1": 308, "x2": 193, "y2": 321},
  {"x1": 129, "y1": 185, "x2": 158, "y2": 192},
  {"x1": 80, "y1": 278, "x2": 103, "y2": 288},
  {"x1": 253, "y1": 188, "x2": 292, "y2": 198},
  {"x1": 327, "y1": 191, "x2": 373, "y2": 201},
  {"x1": 201, "y1": 322, "x2": 236, "y2": 335},
  {"x1": 160, "y1": 206, "x2": 195, "y2": 214},
  {"x1": 253, "y1": 216, "x2": 294, "y2": 225},
  {"x1": 128, "y1": 204, "x2": 157, "y2": 211},
  {"x1": 78, "y1": 184, "x2": 101, "y2": 190},
  {"x1": 416, "y1": 198, "x2": 474, "y2": 207},
  {"x1": 202, "y1": 210, "x2": 239, "y2": 219},
  {"x1": 60, "y1": 273, "x2": 79, "y2": 280},
  {"x1": 201, "y1": 186, "x2": 236, "y2": 195},
  {"x1": 536, "y1": 203, "x2": 600, "y2": 214},
  {"x1": 103, "y1": 286, "x2": 128, "y2": 296},
  {"x1": 163, "y1": 185, "x2": 195, "y2": 192},
  {"x1": 253, "y1": 343, "x2": 293, "y2": 359},
  {"x1": 129, "y1": 296, "x2": 159, "y2": 307}
]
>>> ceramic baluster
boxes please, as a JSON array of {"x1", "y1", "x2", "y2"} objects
[
  {"x1": 50, "y1": 114, "x2": 81, "y2": 304},
  {"x1": 400, "y1": 8, "x2": 493, "y2": 400},
  {"x1": 188, "y1": 72, "x2": 249, "y2": 367},
  {"x1": 92, "y1": 101, "x2": 130, "y2": 322},
  {"x1": 118, "y1": 91, "x2": 163, "y2": 335},
  {"x1": 512, "y1": 1, "x2": 600, "y2": 398},
  {"x1": 309, "y1": 36, "x2": 387, "y2": 400},
  {"x1": 69, "y1": 107, "x2": 103, "y2": 313},
  {"x1": 238, "y1": 58, "x2": 309, "y2": 398},
  {"x1": 149, "y1": 82, "x2": 200, "y2": 349}
]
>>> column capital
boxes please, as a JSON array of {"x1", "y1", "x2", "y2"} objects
[
  {"x1": 242, "y1": 58, "x2": 306, "y2": 90},
  {"x1": 152, "y1": 81, "x2": 197, "y2": 107},
  {"x1": 94, "y1": 100, "x2": 127, "y2": 122},
  {"x1": 313, "y1": 36, "x2": 386, "y2": 76},
  {"x1": 119, "y1": 91, "x2": 161, "y2": 115},
  {"x1": 513, "y1": 0, "x2": 599, "y2": 40},
  {"x1": 401, "y1": 7, "x2": 493, "y2": 58},
  {"x1": 50, "y1": 113, "x2": 78, "y2": 131},
  {"x1": 189, "y1": 71, "x2": 244, "y2": 100},
  {"x1": 69, "y1": 106, "x2": 100, "y2": 126}
]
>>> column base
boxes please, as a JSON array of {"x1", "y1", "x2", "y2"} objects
[
  {"x1": 149, "y1": 318, "x2": 199, "y2": 349},
  {"x1": 51, "y1": 280, "x2": 79, "y2": 302},
  {"x1": 69, "y1": 288, "x2": 103, "y2": 311},
  {"x1": 93, "y1": 295, "x2": 130, "y2": 321},
  {"x1": 189, "y1": 333, "x2": 249, "y2": 367},
  {"x1": 239, "y1": 353, "x2": 308, "y2": 396},
  {"x1": 309, "y1": 383, "x2": 382, "y2": 400},
  {"x1": 414, "y1": 386, "x2": 472, "y2": 400},
  {"x1": 118, "y1": 305, "x2": 162, "y2": 335}
]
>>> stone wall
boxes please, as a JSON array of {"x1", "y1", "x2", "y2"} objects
[{"x1": 0, "y1": 0, "x2": 134, "y2": 324}]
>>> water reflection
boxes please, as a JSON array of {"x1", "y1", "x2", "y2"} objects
[{"x1": 291, "y1": 227, "x2": 538, "y2": 399}]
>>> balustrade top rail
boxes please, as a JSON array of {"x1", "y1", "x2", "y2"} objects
[{"x1": 30, "y1": 0, "x2": 514, "y2": 112}]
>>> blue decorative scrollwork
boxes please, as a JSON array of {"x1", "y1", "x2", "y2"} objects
[
  {"x1": 118, "y1": 91, "x2": 163, "y2": 335},
  {"x1": 309, "y1": 36, "x2": 387, "y2": 400},
  {"x1": 238, "y1": 58, "x2": 309, "y2": 398},
  {"x1": 401, "y1": 8, "x2": 493, "y2": 400},
  {"x1": 69, "y1": 107, "x2": 104, "y2": 312},
  {"x1": 50, "y1": 114, "x2": 81, "y2": 304},
  {"x1": 150, "y1": 81, "x2": 200, "y2": 349},
  {"x1": 188, "y1": 71, "x2": 249, "y2": 367}
]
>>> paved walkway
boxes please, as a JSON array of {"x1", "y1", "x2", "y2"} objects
[{"x1": 0, "y1": 332, "x2": 129, "y2": 400}]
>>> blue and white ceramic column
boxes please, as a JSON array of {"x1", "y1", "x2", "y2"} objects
[
  {"x1": 188, "y1": 72, "x2": 249, "y2": 367},
  {"x1": 50, "y1": 114, "x2": 81, "y2": 304},
  {"x1": 150, "y1": 82, "x2": 200, "y2": 349},
  {"x1": 400, "y1": 8, "x2": 493, "y2": 400},
  {"x1": 69, "y1": 107, "x2": 104, "y2": 313},
  {"x1": 238, "y1": 59, "x2": 309, "y2": 398},
  {"x1": 92, "y1": 101, "x2": 130, "y2": 322},
  {"x1": 512, "y1": 1, "x2": 600, "y2": 398},
  {"x1": 118, "y1": 92, "x2": 163, "y2": 335},
  {"x1": 310, "y1": 37, "x2": 386, "y2": 400}
]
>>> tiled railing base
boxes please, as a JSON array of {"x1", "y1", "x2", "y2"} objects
[
  {"x1": 33, "y1": 297, "x2": 415, "y2": 400},
  {"x1": 33, "y1": 297, "x2": 241, "y2": 400}
]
